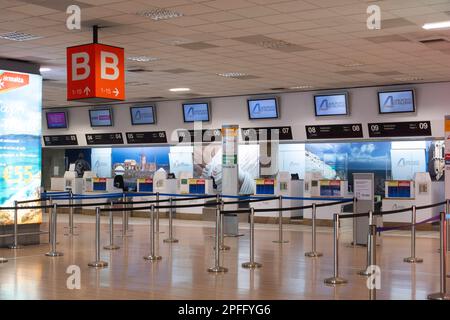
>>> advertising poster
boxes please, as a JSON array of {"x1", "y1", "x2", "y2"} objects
[{"x1": 0, "y1": 70, "x2": 42, "y2": 225}]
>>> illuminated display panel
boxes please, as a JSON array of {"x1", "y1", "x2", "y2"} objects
[{"x1": 0, "y1": 69, "x2": 42, "y2": 225}]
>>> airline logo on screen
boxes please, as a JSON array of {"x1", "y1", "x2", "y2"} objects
[
  {"x1": 0, "y1": 71, "x2": 29, "y2": 93},
  {"x1": 319, "y1": 98, "x2": 344, "y2": 111},
  {"x1": 187, "y1": 106, "x2": 207, "y2": 117},
  {"x1": 252, "y1": 102, "x2": 273, "y2": 114},
  {"x1": 383, "y1": 95, "x2": 412, "y2": 109}
]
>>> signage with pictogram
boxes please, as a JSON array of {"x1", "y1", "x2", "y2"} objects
[{"x1": 67, "y1": 43, "x2": 125, "y2": 101}]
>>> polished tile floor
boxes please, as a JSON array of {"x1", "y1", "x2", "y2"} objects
[{"x1": 0, "y1": 214, "x2": 443, "y2": 300}]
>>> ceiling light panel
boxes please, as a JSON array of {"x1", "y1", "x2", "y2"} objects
[
  {"x1": 0, "y1": 31, "x2": 42, "y2": 41},
  {"x1": 127, "y1": 56, "x2": 159, "y2": 62},
  {"x1": 137, "y1": 9, "x2": 183, "y2": 21}
]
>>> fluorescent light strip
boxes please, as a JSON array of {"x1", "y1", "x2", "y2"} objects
[
  {"x1": 422, "y1": 21, "x2": 450, "y2": 30},
  {"x1": 127, "y1": 56, "x2": 159, "y2": 62},
  {"x1": 169, "y1": 88, "x2": 190, "y2": 92}
]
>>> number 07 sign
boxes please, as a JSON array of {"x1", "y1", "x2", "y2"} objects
[{"x1": 67, "y1": 43, "x2": 125, "y2": 101}]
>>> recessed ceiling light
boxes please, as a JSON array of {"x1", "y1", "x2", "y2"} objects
[
  {"x1": 341, "y1": 62, "x2": 365, "y2": 67},
  {"x1": 422, "y1": 21, "x2": 450, "y2": 30},
  {"x1": 169, "y1": 88, "x2": 190, "y2": 92},
  {"x1": 393, "y1": 76, "x2": 423, "y2": 81},
  {"x1": 217, "y1": 72, "x2": 248, "y2": 78},
  {"x1": 40, "y1": 67, "x2": 51, "y2": 72},
  {"x1": 137, "y1": 8, "x2": 183, "y2": 21},
  {"x1": 289, "y1": 85, "x2": 313, "y2": 89},
  {"x1": 0, "y1": 31, "x2": 42, "y2": 41},
  {"x1": 127, "y1": 56, "x2": 159, "y2": 62}
]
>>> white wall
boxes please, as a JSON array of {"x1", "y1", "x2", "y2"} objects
[{"x1": 42, "y1": 82, "x2": 450, "y2": 147}]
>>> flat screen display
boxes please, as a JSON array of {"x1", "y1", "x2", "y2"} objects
[
  {"x1": 378, "y1": 90, "x2": 415, "y2": 114},
  {"x1": 130, "y1": 106, "x2": 156, "y2": 125},
  {"x1": 89, "y1": 108, "x2": 113, "y2": 127},
  {"x1": 46, "y1": 111, "x2": 68, "y2": 129},
  {"x1": 247, "y1": 98, "x2": 279, "y2": 119},
  {"x1": 314, "y1": 93, "x2": 348, "y2": 116},
  {"x1": 182, "y1": 103, "x2": 210, "y2": 122}
]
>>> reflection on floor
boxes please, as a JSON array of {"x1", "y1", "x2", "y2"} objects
[{"x1": 0, "y1": 214, "x2": 442, "y2": 300}]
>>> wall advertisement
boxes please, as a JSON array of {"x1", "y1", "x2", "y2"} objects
[{"x1": 0, "y1": 69, "x2": 42, "y2": 225}]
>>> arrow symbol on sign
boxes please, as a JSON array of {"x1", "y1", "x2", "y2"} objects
[
  {"x1": 83, "y1": 86, "x2": 91, "y2": 95},
  {"x1": 113, "y1": 88, "x2": 119, "y2": 97}
]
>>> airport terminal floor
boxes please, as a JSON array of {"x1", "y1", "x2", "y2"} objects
[{"x1": 3, "y1": 0, "x2": 450, "y2": 309}]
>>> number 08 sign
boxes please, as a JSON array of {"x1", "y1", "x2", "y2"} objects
[{"x1": 67, "y1": 43, "x2": 125, "y2": 101}]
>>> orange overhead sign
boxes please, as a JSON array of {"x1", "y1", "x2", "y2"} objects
[{"x1": 67, "y1": 43, "x2": 125, "y2": 101}]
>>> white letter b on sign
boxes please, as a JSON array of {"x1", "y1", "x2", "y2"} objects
[
  {"x1": 101, "y1": 51, "x2": 119, "y2": 80},
  {"x1": 72, "y1": 52, "x2": 90, "y2": 81}
]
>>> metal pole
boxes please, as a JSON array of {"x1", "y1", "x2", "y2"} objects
[
  {"x1": 45, "y1": 203, "x2": 63, "y2": 257},
  {"x1": 156, "y1": 192, "x2": 163, "y2": 234},
  {"x1": 219, "y1": 199, "x2": 230, "y2": 250},
  {"x1": 428, "y1": 212, "x2": 450, "y2": 300},
  {"x1": 352, "y1": 197, "x2": 357, "y2": 246},
  {"x1": 404, "y1": 206, "x2": 423, "y2": 263},
  {"x1": 369, "y1": 224, "x2": 377, "y2": 300},
  {"x1": 324, "y1": 213, "x2": 347, "y2": 285},
  {"x1": 88, "y1": 207, "x2": 108, "y2": 268},
  {"x1": 104, "y1": 201, "x2": 119, "y2": 250},
  {"x1": 208, "y1": 207, "x2": 228, "y2": 273},
  {"x1": 358, "y1": 210, "x2": 373, "y2": 276},
  {"x1": 273, "y1": 195, "x2": 288, "y2": 244},
  {"x1": 9, "y1": 200, "x2": 21, "y2": 249},
  {"x1": 164, "y1": 197, "x2": 178, "y2": 243},
  {"x1": 124, "y1": 195, "x2": 129, "y2": 231},
  {"x1": 69, "y1": 190, "x2": 74, "y2": 234},
  {"x1": 144, "y1": 205, "x2": 162, "y2": 261},
  {"x1": 305, "y1": 203, "x2": 322, "y2": 257},
  {"x1": 242, "y1": 207, "x2": 262, "y2": 269},
  {"x1": 48, "y1": 197, "x2": 52, "y2": 243}
]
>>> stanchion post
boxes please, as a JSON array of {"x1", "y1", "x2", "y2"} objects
[
  {"x1": 242, "y1": 207, "x2": 262, "y2": 269},
  {"x1": 305, "y1": 203, "x2": 322, "y2": 257},
  {"x1": 404, "y1": 206, "x2": 423, "y2": 263},
  {"x1": 273, "y1": 195, "x2": 288, "y2": 244},
  {"x1": 88, "y1": 207, "x2": 108, "y2": 268},
  {"x1": 352, "y1": 197, "x2": 357, "y2": 246},
  {"x1": 9, "y1": 200, "x2": 21, "y2": 249},
  {"x1": 358, "y1": 210, "x2": 373, "y2": 276},
  {"x1": 208, "y1": 207, "x2": 228, "y2": 273},
  {"x1": 368, "y1": 224, "x2": 377, "y2": 300},
  {"x1": 164, "y1": 197, "x2": 179, "y2": 243},
  {"x1": 428, "y1": 212, "x2": 450, "y2": 300},
  {"x1": 156, "y1": 192, "x2": 162, "y2": 234},
  {"x1": 324, "y1": 213, "x2": 347, "y2": 285},
  {"x1": 48, "y1": 197, "x2": 52, "y2": 243},
  {"x1": 219, "y1": 198, "x2": 230, "y2": 251},
  {"x1": 144, "y1": 205, "x2": 162, "y2": 261},
  {"x1": 69, "y1": 190, "x2": 74, "y2": 234},
  {"x1": 45, "y1": 203, "x2": 63, "y2": 257},
  {"x1": 104, "y1": 201, "x2": 120, "y2": 250}
]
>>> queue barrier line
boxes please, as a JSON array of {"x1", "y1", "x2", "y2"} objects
[{"x1": 376, "y1": 215, "x2": 441, "y2": 233}]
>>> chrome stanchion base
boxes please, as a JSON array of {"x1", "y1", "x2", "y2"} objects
[
  {"x1": 242, "y1": 262, "x2": 262, "y2": 269},
  {"x1": 272, "y1": 240, "x2": 289, "y2": 244},
  {"x1": 324, "y1": 277, "x2": 348, "y2": 285},
  {"x1": 0, "y1": 257, "x2": 8, "y2": 263},
  {"x1": 357, "y1": 269, "x2": 371, "y2": 276},
  {"x1": 224, "y1": 233, "x2": 244, "y2": 237},
  {"x1": 143, "y1": 255, "x2": 162, "y2": 261},
  {"x1": 220, "y1": 245, "x2": 231, "y2": 251},
  {"x1": 163, "y1": 238, "x2": 179, "y2": 243},
  {"x1": 305, "y1": 251, "x2": 323, "y2": 258},
  {"x1": 9, "y1": 245, "x2": 22, "y2": 250},
  {"x1": 427, "y1": 292, "x2": 450, "y2": 300},
  {"x1": 88, "y1": 260, "x2": 108, "y2": 268},
  {"x1": 103, "y1": 244, "x2": 120, "y2": 250},
  {"x1": 45, "y1": 251, "x2": 64, "y2": 257},
  {"x1": 403, "y1": 257, "x2": 423, "y2": 263},
  {"x1": 207, "y1": 266, "x2": 228, "y2": 273}
]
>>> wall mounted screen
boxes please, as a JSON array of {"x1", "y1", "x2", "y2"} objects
[
  {"x1": 378, "y1": 90, "x2": 415, "y2": 114},
  {"x1": 46, "y1": 111, "x2": 68, "y2": 129},
  {"x1": 314, "y1": 93, "x2": 348, "y2": 116},
  {"x1": 247, "y1": 98, "x2": 279, "y2": 119},
  {"x1": 89, "y1": 108, "x2": 113, "y2": 127},
  {"x1": 182, "y1": 102, "x2": 210, "y2": 122},
  {"x1": 130, "y1": 106, "x2": 156, "y2": 125}
]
